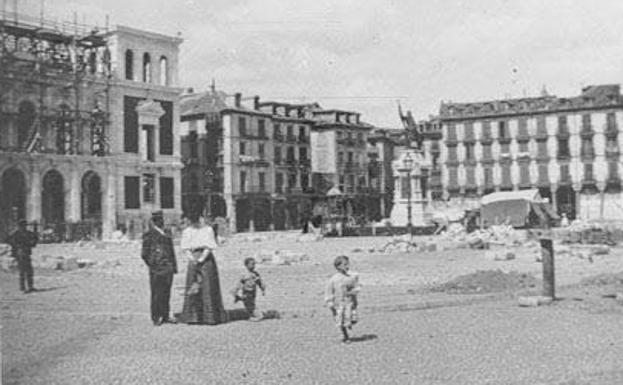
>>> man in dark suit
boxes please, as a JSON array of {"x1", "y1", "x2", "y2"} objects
[
  {"x1": 141, "y1": 211, "x2": 178, "y2": 326},
  {"x1": 7, "y1": 219, "x2": 38, "y2": 293}
]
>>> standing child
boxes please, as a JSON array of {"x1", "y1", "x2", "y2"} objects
[
  {"x1": 325, "y1": 255, "x2": 361, "y2": 343},
  {"x1": 232, "y1": 257, "x2": 266, "y2": 321}
]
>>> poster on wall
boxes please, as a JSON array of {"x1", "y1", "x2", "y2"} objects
[{"x1": 310, "y1": 130, "x2": 336, "y2": 173}]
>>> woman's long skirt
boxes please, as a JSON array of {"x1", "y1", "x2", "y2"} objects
[{"x1": 178, "y1": 253, "x2": 227, "y2": 325}]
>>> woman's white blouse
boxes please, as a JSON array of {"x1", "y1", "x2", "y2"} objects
[{"x1": 180, "y1": 226, "x2": 218, "y2": 251}]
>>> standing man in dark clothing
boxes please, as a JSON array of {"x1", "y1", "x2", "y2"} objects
[
  {"x1": 7, "y1": 219, "x2": 38, "y2": 293},
  {"x1": 141, "y1": 211, "x2": 178, "y2": 326}
]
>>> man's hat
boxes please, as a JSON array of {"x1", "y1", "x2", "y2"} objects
[{"x1": 151, "y1": 210, "x2": 164, "y2": 219}]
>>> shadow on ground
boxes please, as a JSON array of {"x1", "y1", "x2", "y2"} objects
[{"x1": 226, "y1": 308, "x2": 281, "y2": 322}]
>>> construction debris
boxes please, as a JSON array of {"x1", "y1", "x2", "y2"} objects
[
  {"x1": 429, "y1": 270, "x2": 539, "y2": 294},
  {"x1": 518, "y1": 296, "x2": 553, "y2": 307},
  {"x1": 440, "y1": 224, "x2": 524, "y2": 250}
]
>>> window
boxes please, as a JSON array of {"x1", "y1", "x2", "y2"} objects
[
  {"x1": 240, "y1": 171, "x2": 246, "y2": 193},
  {"x1": 584, "y1": 163, "x2": 593, "y2": 181},
  {"x1": 258, "y1": 119, "x2": 266, "y2": 138},
  {"x1": 537, "y1": 141, "x2": 548, "y2": 157},
  {"x1": 158, "y1": 100, "x2": 173, "y2": 155},
  {"x1": 519, "y1": 141, "x2": 529, "y2": 153},
  {"x1": 160, "y1": 177, "x2": 174, "y2": 209},
  {"x1": 448, "y1": 147, "x2": 458, "y2": 162},
  {"x1": 286, "y1": 125, "x2": 293, "y2": 139},
  {"x1": 287, "y1": 172, "x2": 297, "y2": 189},
  {"x1": 239, "y1": 142, "x2": 246, "y2": 155},
  {"x1": 159, "y1": 56, "x2": 168, "y2": 86},
  {"x1": 581, "y1": 138, "x2": 594, "y2": 158},
  {"x1": 466, "y1": 167, "x2": 475, "y2": 185},
  {"x1": 501, "y1": 165, "x2": 512, "y2": 186},
  {"x1": 560, "y1": 165, "x2": 570, "y2": 182},
  {"x1": 299, "y1": 147, "x2": 308, "y2": 162},
  {"x1": 301, "y1": 171, "x2": 309, "y2": 189},
  {"x1": 143, "y1": 124, "x2": 155, "y2": 162},
  {"x1": 482, "y1": 121, "x2": 492, "y2": 140},
  {"x1": 538, "y1": 164, "x2": 549, "y2": 184},
  {"x1": 447, "y1": 124, "x2": 457, "y2": 140},
  {"x1": 339, "y1": 175, "x2": 345, "y2": 191},
  {"x1": 465, "y1": 144, "x2": 474, "y2": 160},
  {"x1": 607, "y1": 112, "x2": 617, "y2": 131},
  {"x1": 258, "y1": 172, "x2": 265, "y2": 192},
  {"x1": 123, "y1": 96, "x2": 141, "y2": 153},
  {"x1": 124, "y1": 176, "x2": 140, "y2": 209},
  {"x1": 336, "y1": 130, "x2": 343, "y2": 139},
  {"x1": 299, "y1": 126, "x2": 306, "y2": 140},
  {"x1": 258, "y1": 143, "x2": 265, "y2": 160},
  {"x1": 286, "y1": 147, "x2": 295, "y2": 163},
  {"x1": 347, "y1": 175, "x2": 355, "y2": 193},
  {"x1": 142, "y1": 53, "x2": 151, "y2": 83},
  {"x1": 17, "y1": 100, "x2": 36, "y2": 149},
  {"x1": 464, "y1": 122, "x2": 475, "y2": 141},
  {"x1": 273, "y1": 123, "x2": 281, "y2": 139},
  {"x1": 608, "y1": 162, "x2": 618, "y2": 179},
  {"x1": 484, "y1": 167, "x2": 493, "y2": 187},
  {"x1": 558, "y1": 139, "x2": 570, "y2": 158},
  {"x1": 582, "y1": 114, "x2": 591, "y2": 130},
  {"x1": 517, "y1": 118, "x2": 528, "y2": 137},
  {"x1": 188, "y1": 131, "x2": 198, "y2": 159},
  {"x1": 274, "y1": 146, "x2": 282, "y2": 164},
  {"x1": 558, "y1": 115, "x2": 568, "y2": 134},
  {"x1": 338, "y1": 152, "x2": 344, "y2": 165},
  {"x1": 275, "y1": 173, "x2": 283, "y2": 193},
  {"x1": 482, "y1": 145, "x2": 492, "y2": 159},
  {"x1": 448, "y1": 167, "x2": 458, "y2": 187},
  {"x1": 125, "y1": 49, "x2": 133, "y2": 80},
  {"x1": 357, "y1": 132, "x2": 363, "y2": 144},
  {"x1": 238, "y1": 117, "x2": 247, "y2": 137},
  {"x1": 142, "y1": 174, "x2": 155, "y2": 203},
  {"x1": 498, "y1": 121, "x2": 507, "y2": 139},
  {"x1": 347, "y1": 152, "x2": 354, "y2": 164},
  {"x1": 520, "y1": 164, "x2": 530, "y2": 185},
  {"x1": 501, "y1": 143, "x2": 510, "y2": 155},
  {"x1": 536, "y1": 116, "x2": 547, "y2": 136}
]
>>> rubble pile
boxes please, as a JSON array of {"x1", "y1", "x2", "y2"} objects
[
  {"x1": 440, "y1": 224, "x2": 524, "y2": 249},
  {"x1": 377, "y1": 235, "x2": 419, "y2": 254},
  {"x1": 559, "y1": 220, "x2": 622, "y2": 245},
  {"x1": 254, "y1": 249, "x2": 309, "y2": 265},
  {"x1": 429, "y1": 269, "x2": 539, "y2": 294}
]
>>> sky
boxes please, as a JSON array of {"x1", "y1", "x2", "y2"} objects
[{"x1": 11, "y1": 0, "x2": 623, "y2": 127}]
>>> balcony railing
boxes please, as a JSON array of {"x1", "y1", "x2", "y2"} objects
[
  {"x1": 297, "y1": 135, "x2": 310, "y2": 144},
  {"x1": 285, "y1": 134, "x2": 297, "y2": 143},
  {"x1": 273, "y1": 132, "x2": 284, "y2": 141}
]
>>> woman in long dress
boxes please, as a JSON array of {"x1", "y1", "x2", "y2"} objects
[{"x1": 177, "y1": 214, "x2": 227, "y2": 325}]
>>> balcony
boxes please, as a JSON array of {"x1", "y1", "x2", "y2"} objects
[
  {"x1": 463, "y1": 135, "x2": 476, "y2": 144},
  {"x1": 241, "y1": 132, "x2": 269, "y2": 140},
  {"x1": 297, "y1": 135, "x2": 310, "y2": 144},
  {"x1": 559, "y1": 175, "x2": 572, "y2": 186},
  {"x1": 445, "y1": 137, "x2": 459, "y2": 146},
  {"x1": 537, "y1": 178, "x2": 550, "y2": 188},
  {"x1": 285, "y1": 134, "x2": 297, "y2": 143},
  {"x1": 580, "y1": 150, "x2": 595, "y2": 161},
  {"x1": 238, "y1": 155, "x2": 270, "y2": 167},
  {"x1": 535, "y1": 130, "x2": 548, "y2": 141},
  {"x1": 498, "y1": 136, "x2": 512, "y2": 144},
  {"x1": 606, "y1": 124, "x2": 618, "y2": 138},
  {"x1": 557, "y1": 152, "x2": 571, "y2": 161},
  {"x1": 273, "y1": 132, "x2": 284, "y2": 141},
  {"x1": 606, "y1": 147, "x2": 620, "y2": 159},
  {"x1": 298, "y1": 158, "x2": 311, "y2": 168},
  {"x1": 580, "y1": 127, "x2": 594, "y2": 139},
  {"x1": 556, "y1": 129, "x2": 570, "y2": 139}
]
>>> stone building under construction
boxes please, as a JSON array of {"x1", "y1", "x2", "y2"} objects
[{"x1": 0, "y1": 12, "x2": 183, "y2": 240}]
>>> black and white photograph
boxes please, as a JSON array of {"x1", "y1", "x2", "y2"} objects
[{"x1": 2, "y1": 0, "x2": 623, "y2": 383}]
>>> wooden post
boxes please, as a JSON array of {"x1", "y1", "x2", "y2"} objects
[{"x1": 540, "y1": 238, "x2": 555, "y2": 298}]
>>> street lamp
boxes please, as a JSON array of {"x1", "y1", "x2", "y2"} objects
[{"x1": 402, "y1": 152, "x2": 414, "y2": 236}]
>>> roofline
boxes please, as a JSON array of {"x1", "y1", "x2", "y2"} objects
[{"x1": 107, "y1": 25, "x2": 183, "y2": 45}]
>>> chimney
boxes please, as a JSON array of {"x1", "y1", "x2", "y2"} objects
[
  {"x1": 234, "y1": 93, "x2": 242, "y2": 108},
  {"x1": 254, "y1": 95, "x2": 260, "y2": 110}
]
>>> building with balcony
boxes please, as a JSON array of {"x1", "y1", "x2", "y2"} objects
[
  {"x1": 0, "y1": 13, "x2": 183, "y2": 240},
  {"x1": 435, "y1": 85, "x2": 623, "y2": 220},
  {"x1": 180, "y1": 90, "x2": 315, "y2": 232}
]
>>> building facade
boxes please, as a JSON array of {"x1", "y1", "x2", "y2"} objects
[
  {"x1": 180, "y1": 91, "x2": 315, "y2": 232},
  {"x1": 436, "y1": 85, "x2": 623, "y2": 221},
  {"x1": 0, "y1": 14, "x2": 183, "y2": 240}
]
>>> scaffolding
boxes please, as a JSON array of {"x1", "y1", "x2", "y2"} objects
[{"x1": 0, "y1": 8, "x2": 112, "y2": 156}]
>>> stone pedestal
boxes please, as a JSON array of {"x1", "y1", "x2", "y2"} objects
[{"x1": 389, "y1": 149, "x2": 431, "y2": 227}]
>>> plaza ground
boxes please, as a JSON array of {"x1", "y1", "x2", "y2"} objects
[{"x1": 2, "y1": 233, "x2": 623, "y2": 384}]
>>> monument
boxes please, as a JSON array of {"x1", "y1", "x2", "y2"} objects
[{"x1": 389, "y1": 149, "x2": 431, "y2": 228}]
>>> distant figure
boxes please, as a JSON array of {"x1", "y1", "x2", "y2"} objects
[
  {"x1": 325, "y1": 255, "x2": 361, "y2": 343},
  {"x1": 561, "y1": 213, "x2": 569, "y2": 227},
  {"x1": 7, "y1": 219, "x2": 38, "y2": 293},
  {"x1": 141, "y1": 211, "x2": 178, "y2": 326},
  {"x1": 177, "y1": 213, "x2": 227, "y2": 325},
  {"x1": 231, "y1": 257, "x2": 266, "y2": 321}
]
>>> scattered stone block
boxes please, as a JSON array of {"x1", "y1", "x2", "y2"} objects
[
  {"x1": 77, "y1": 258, "x2": 96, "y2": 268},
  {"x1": 518, "y1": 296, "x2": 553, "y2": 307},
  {"x1": 427, "y1": 243, "x2": 437, "y2": 252},
  {"x1": 57, "y1": 257, "x2": 79, "y2": 271},
  {"x1": 590, "y1": 245, "x2": 610, "y2": 256},
  {"x1": 1, "y1": 256, "x2": 17, "y2": 272},
  {"x1": 351, "y1": 248, "x2": 363, "y2": 253}
]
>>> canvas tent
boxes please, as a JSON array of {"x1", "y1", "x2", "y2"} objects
[{"x1": 480, "y1": 189, "x2": 558, "y2": 228}]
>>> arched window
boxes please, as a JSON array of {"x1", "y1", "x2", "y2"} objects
[
  {"x1": 17, "y1": 101, "x2": 36, "y2": 148},
  {"x1": 143, "y1": 53, "x2": 151, "y2": 83},
  {"x1": 125, "y1": 49, "x2": 134, "y2": 80},
  {"x1": 159, "y1": 56, "x2": 168, "y2": 86}
]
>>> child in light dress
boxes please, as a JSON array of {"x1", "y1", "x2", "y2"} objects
[{"x1": 324, "y1": 255, "x2": 361, "y2": 343}]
